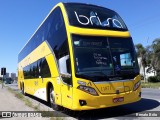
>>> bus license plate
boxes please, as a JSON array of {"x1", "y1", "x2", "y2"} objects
[{"x1": 113, "y1": 97, "x2": 124, "y2": 103}]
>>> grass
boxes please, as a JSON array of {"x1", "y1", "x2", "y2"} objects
[
  {"x1": 25, "y1": 99, "x2": 33, "y2": 108},
  {"x1": 141, "y1": 81, "x2": 160, "y2": 89},
  {"x1": 15, "y1": 92, "x2": 24, "y2": 100}
]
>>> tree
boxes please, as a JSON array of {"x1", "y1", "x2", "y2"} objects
[
  {"x1": 145, "y1": 45, "x2": 152, "y2": 65},
  {"x1": 135, "y1": 44, "x2": 147, "y2": 82},
  {"x1": 151, "y1": 38, "x2": 160, "y2": 76}
]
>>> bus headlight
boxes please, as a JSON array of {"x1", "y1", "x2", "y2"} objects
[
  {"x1": 133, "y1": 81, "x2": 141, "y2": 91},
  {"x1": 77, "y1": 85, "x2": 98, "y2": 96}
]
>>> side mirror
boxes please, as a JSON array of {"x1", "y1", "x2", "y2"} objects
[{"x1": 58, "y1": 55, "x2": 71, "y2": 77}]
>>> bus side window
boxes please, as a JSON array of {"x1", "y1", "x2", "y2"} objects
[{"x1": 40, "y1": 58, "x2": 51, "y2": 78}]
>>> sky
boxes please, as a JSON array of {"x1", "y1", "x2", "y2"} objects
[{"x1": 0, "y1": 0, "x2": 160, "y2": 74}]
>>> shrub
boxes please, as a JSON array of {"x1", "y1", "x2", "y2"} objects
[{"x1": 148, "y1": 76, "x2": 160, "y2": 83}]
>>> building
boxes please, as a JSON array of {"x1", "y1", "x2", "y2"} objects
[
  {"x1": 11, "y1": 73, "x2": 16, "y2": 80},
  {"x1": 3, "y1": 73, "x2": 9, "y2": 79}
]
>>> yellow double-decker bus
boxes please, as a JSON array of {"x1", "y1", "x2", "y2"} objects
[{"x1": 18, "y1": 2, "x2": 141, "y2": 110}]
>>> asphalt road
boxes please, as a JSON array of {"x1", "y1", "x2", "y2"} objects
[{"x1": 5, "y1": 83, "x2": 160, "y2": 120}]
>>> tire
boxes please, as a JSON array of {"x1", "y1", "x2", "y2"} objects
[
  {"x1": 21, "y1": 83, "x2": 26, "y2": 95},
  {"x1": 49, "y1": 86, "x2": 61, "y2": 111}
]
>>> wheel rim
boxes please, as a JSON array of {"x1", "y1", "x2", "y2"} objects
[{"x1": 50, "y1": 88, "x2": 55, "y2": 106}]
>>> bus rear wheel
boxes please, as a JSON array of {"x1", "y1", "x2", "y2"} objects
[
  {"x1": 21, "y1": 83, "x2": 26, "y2": 95},
  {"x1": 49, "y1": 86, "x2": 61, "y2": 111}
]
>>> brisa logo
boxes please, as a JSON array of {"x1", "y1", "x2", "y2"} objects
[{"x1": 74, "y1": 11, "x2": 123, "y2": 28}]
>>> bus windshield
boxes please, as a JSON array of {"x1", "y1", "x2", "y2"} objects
[
  {"x1": 64, "y1": 3, "x2": 127, "y2": 31},
  {"x1": 72, "y1": 34, "x2": 139, "y2": 82}
]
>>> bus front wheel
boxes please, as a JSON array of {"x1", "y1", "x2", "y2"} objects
[{"x1": 49, "y1": 86, "x2": 61, "y2": 111}]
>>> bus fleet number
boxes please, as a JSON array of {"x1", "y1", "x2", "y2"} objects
[{"x1": 101, "y1": 86, "x2": 111, "y2": 91}]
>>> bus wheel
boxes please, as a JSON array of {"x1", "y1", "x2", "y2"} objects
[
  {"x1": 21, "y1": 83, "x2": 26, "y2": 95},
  {"x1": 49, "y1": 86, "x2": 61, "y2": 111}
]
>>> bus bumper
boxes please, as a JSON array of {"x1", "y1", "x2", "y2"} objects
[{"x1": 72, "y1": 87, "x2": 141, "y2": 110}]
